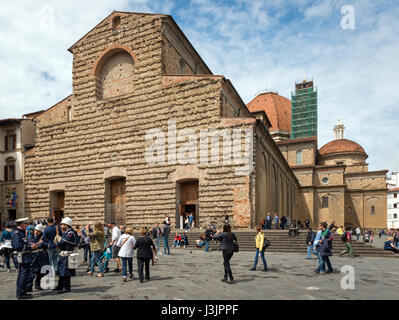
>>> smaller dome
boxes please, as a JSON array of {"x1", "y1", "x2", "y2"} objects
[{"x1": 319, "y1": 139, "x2": 366, "y2": 156}]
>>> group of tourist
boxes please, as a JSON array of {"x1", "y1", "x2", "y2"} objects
[
  {"x1": 260, "y1": 212, "x2": 305, "y2": 231},
  {"x1": 0, "y1": 216, "x2": 162, "y2": 299},
  {"x1": 2, "y1": 212, "x2": 399, "y2": 299}
]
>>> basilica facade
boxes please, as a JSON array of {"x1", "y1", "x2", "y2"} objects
[{"x1": 22, "y1": 11, "x2": 387, "y2": 230}]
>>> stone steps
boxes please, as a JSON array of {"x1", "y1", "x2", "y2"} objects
[{"x1": 138, "y1": 229, "x2": 398, "y2": 258}]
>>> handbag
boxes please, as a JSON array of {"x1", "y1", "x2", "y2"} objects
[
  {"x1": 233, "y1": 242, "x2": 239, "y2": 253},
  {"x1": 262, "y1": 239, "x2": 270, "y2": 251}
]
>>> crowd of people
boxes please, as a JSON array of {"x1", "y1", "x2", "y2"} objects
[
  {"x1": 1, "y1": 212, "x2": 399, "y2": 299},
  {"x1": 260, "y1": 212, "x2": 306, "y2": 232}
]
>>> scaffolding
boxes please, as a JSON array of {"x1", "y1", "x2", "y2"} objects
[{"x1": 291, "y1": 80, "x2": 317, "y2": 139}]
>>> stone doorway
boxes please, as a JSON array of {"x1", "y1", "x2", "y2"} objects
[
  {"x1": 8, "y1": 209, "x2": 16, "y2": 221},
  {"x1": 50, "y1": 191, "x2": 65, "y2": 224},
  {"x1": 105, "y1": 178, "x2": 126, "y2": 226},
  {"x1": 176, "y1": 180, "x2": 199, "y2": 229}
]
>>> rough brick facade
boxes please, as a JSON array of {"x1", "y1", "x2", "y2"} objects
[{"x1": 24, "y1": 12, "x2": 300, "y2": 230}]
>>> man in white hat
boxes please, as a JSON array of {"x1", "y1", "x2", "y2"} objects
[
  {"x1": 11, "y1": 217, "x2": 39, "y2": 299},
  {"x1": 53, "y1": 217, "x2": 79, "y2": 294},
  {"x1": 26, "y1": 224, "x2": 50, "y2": 292}
]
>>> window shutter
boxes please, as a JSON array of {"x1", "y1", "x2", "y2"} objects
[
  {"x1": 4, "y1": 166, "x2": 8, "y2": 182},
  {"x1": 13, "y1": 134, "x2": 16, "y2": 150},
  {"x1": 5, "y1": 135, "x2": 8, "y2": 151}
]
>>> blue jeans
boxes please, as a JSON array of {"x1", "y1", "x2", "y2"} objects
[
  {"x1": 155, "y1": 237, "x2": 160, "y2": 251},
  {"x1": 121, "y1": 257, "x2": 133, "y2": 277},
  {"x1": 83, "y1": 245, "x2": 91, "y2": 262},
  {"x1": 317, "y1": 255, "x2": 332, "y2": 272},
  {"x1": 253, "y1": 249, "x2": 267, "y2": 270},
  {"x1": 47, "y1": 249, "x2": 58, "y2": 272},
  {"x1": 307, "y1": 245, "x2": 317, "y2": 259},
  {"x1": 163, "y1": 236, "x2": 170, "y2": 254},
  {"x1": 3, "y1": 248, "x2": 18, "y2": 270},
  {"x1": 90, "y1": 250, "x2": 104, "y2": 273},
  {"x1": 205, "y1": 240, "x2": 210, "y2": 252},
  {"x1": 173, "y1": 240, "x2": 181, "y2": 247}
]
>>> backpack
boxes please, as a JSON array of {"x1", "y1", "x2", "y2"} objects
[
  {"x1": 262, "y1": 239, "x2": 271, "y2": 250},
  {"x1": 341, "y1": 232, "x2": 347, "y2": 242}
]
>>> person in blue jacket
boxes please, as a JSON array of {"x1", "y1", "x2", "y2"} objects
[
  {"x1": 42, "y1": 216, "x2": 59, "y2": 275},
  {"x1": 54, "y1": 217, "x2": 78, "y2": 294},
  {"x1": 26, "y1": 224, "x2": 50, "y2": 292},
  {"x1": 11, "y1": 217, "x2": 39, "y2": 299},
  {"x1": 0, "y1": 223, "x2": 19, "y2": 272}
]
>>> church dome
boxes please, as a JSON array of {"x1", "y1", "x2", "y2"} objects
[
  {"x1": 319, "y1": 139, "x2": 366, "y2": 156},
  {"x1": 247, "y1": 91, "x2": 291, "y2": 133}
]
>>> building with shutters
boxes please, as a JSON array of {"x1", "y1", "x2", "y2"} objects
[
  {"x1": 387, "y1": 172, "x2": 399, "y2": 229},
  {"x1": 0, "y1": 117, "x2": 37, "y2": 224}
]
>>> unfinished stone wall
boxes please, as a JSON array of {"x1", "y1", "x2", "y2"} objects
[{"x1": 24, "y1": 12, "x2": 265, "y2": 230}]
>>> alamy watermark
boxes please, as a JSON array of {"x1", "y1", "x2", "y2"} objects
[
  {"x1": 340, "y1": 265, "x2": 355, "y2": 290},
  {"x1": 341, "y1": 5, "x2": 355, "y2": 30},
  {"x1": 145, "y1": 120, "x2": 254, "y2": 176}
]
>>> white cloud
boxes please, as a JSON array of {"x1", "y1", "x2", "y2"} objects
[{"x1": 0, "y1": 0, "x2": 397, "y2": 173}]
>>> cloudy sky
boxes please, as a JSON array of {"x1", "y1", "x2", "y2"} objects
[{"x1": 1, "y1": 0, "x2": 398, "y2": 173}]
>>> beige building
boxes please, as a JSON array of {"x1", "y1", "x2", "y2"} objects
[
  {"x1": 248, "y1": 90, "x2": 388, "y2": 230},
  {"x1": 22, "y1": 12, "x2": 386, "y2": 230},
  {"x1": 0, "y1": 117, "x2": 37, "y2": 224},
  {"x1": 23, "y1": 11, "x2": 300, "y2": 229}
]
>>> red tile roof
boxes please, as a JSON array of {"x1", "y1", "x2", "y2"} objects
[
  {"x1": 319, "y1": 139, "x2": 366, "y2": 156},
  {"x1": 247, "y1": 92, "x2": 291, "y2": 133}
]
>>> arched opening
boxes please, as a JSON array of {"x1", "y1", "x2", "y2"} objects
[
  {"x1": 94, "y1": 48, "x2": 135, "y2": 99},
  {"x1": 112, "y1": 16, "x2": 121, "y2": 31}
]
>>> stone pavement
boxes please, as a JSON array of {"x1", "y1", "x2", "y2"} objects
[{"x1": 0, "y1": 247, "x2": 398, "y2": 300}]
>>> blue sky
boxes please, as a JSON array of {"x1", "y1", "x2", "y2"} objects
[{"x1": 0, "y1": 0, "x2": 398, "y2": 173}]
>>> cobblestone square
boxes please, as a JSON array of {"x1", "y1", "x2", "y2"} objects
[{"x1": 1, "y1": 248, "x2": 398, "y2": 300}]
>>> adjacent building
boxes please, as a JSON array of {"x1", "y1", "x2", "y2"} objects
[
  {"x1": 387, "y1": 172, "x2": 399, "y2": 229},
  {"x1": 0, "y1": 117, "x2": 37, "y2": 224},
  {"x1": 248, "y1": 81, "x2": 388, "y2": 229}
]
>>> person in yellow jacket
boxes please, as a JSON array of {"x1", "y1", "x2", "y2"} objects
[
  {"x1": 250, "y1": 226, "x2": 268, "y2": 271},
  {"x1": 336, "y1": 226, "x2": 344, "y2": 236}
]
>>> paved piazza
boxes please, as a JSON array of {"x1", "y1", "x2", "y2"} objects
[{"x1": 0, "y1": 248, "x2": 398, "y2": 300}]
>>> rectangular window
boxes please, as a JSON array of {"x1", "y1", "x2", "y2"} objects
[
  {"x1": 296, "y1": 150, "x2": 303, "y2": 165},
  {"x1": 394, "y1": 203, "x2": 398, "y2": 209},
  {"x1": 394, "y1": 214, "x2": 398, "y2": 219},
  {"x1": 322, "y1": 196, "x2": 328, "y2": 208},
  {"x1": 394, "y1": 193, "x2": 398, "y2": 198},
  {"x1": 5, "y1": 134, "x2": 16, "y2": 151},
  {"x1": 67, "y1": 106, "x2": 72, "y2": 121},
  {"x1": 4, "y1": 165, "x2": 15, "y2": 181},
  {"x1": 371, "y1": 206, "x2": 375, "y2": 214}
]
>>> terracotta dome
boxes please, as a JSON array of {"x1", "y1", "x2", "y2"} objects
[
  {"x1": 247, "y1": 92, "x2": 291, "y2": 133},
  {"x1": 319, "y1": 139, "x2": 366, "y2": 156}
]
